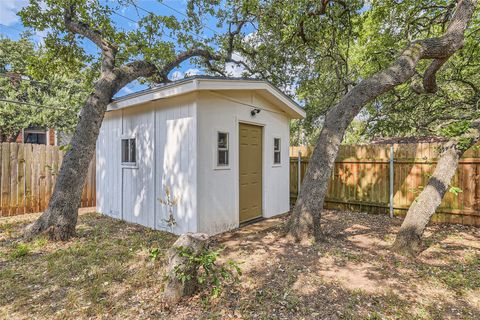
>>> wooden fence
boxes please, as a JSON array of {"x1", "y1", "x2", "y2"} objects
[
  {"x1": 0, "y1": 142, "x2": 96, "y2": 217},
  {"x1": 290, "y1": 143, "x2": 480, "y2": 226}
]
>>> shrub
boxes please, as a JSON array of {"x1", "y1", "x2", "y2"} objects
[{"x1": 173, "y1": 246, "x2": 242, "y2": 300}]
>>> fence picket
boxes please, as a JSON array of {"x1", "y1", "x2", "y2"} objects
[
  {"x1": 1, "y1": 143, "x2": 11, "y2": 215},
  {"x1": 25, "y1": 144, "x2": 33, "y2": 213},
  {"x1": 0, "y1": 142, "x2": 96, "y2": 217},
  {"x1": 45, "y1": 145, "x2": 53, "y2": 206},
  {"x1": 32, "y1": 144, "x2": 40, "y2": 213},
  {"x1": 9, "y1": 143, "x2": 18, "y2": 216},
  {"x1": 291, "y1": 142, "x2": 480, "y2": 226},
  {"x1": 39, "y1": 144, "x2": 46, "y2": 212},
  {"x1": 17, "y1": 144, "x2": 26, "y2": 215}
]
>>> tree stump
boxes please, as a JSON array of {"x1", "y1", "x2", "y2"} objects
[{"x1": 163, "y1": 233, "x2": 209, "y2": 304}]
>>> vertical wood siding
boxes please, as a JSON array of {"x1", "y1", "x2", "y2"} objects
[
  {"x1": 96, "y1": 95, "x2": 198, "y2": 234},
  {"x1": 0, "y1": 142, "x2": 96, "y2": 217}
]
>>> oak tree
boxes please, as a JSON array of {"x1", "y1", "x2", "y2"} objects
[
  {"x1": 223, "y1": 0, "x2": 477, "y2": 242},
  {"x1": 19, "y1": 0, "x2": 241, "y2": 240}
]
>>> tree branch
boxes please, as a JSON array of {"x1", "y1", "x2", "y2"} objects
[
  {"x1": 156, "y1": 48, "x2": 216, "y2": 81},
  {"x1": 421, "y1": 0, "x2": 477, "y2": 92},
  {"x1": 64, "y1": 5, "x2": 117, "y2": 72},
  {"x1": 423, "y1": 57, "x2": 448, "y2": 93},
  {"x1": 226, "y1": 20, "x2": 247, "y2": 58},
  {"x1": 116, "y1": 47, "x2": 241, "y2": 87}
]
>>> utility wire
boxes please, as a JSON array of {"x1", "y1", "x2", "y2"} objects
[
  {"x1": 130, "y1": 4, "x2": 215, "y2": 43},
  {"x1": 0, "y1": 73, "x2": 90, "y2": 94},
  {"x1": 1, "y1": 5, "x2": 219, "y2": 89},
  {"x1": 208, "y1": 91, "x2": 287, "y2": 116},
  {"x1": 1, "y1": 4, "x2": 218, "y2": 45},
  {"x1": 112, "y1": 11, "x2": 179, "y2": 43},
  {"x1": 0, "y1": 98, "x2": 78, "y2": 113},
  {"x1": 0, "y1": 23, "x2": 44, "y2": 44},
  {"x1": 0, "y1": 23, "x2": 25, "y2": 34},
  {"x1": 156, "y1": 1, "x2": 219, "y2": 35}
]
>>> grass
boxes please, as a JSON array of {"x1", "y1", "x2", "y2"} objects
[
  {"x1": 0, "y1": 212, "x2": 176, "y2": 319},
  {"x1": 1, "y1": 210, "x2": 480, "y2": 319},
  {"x1": 417, "y1": 250, "x2": 480, "y2": 293}
]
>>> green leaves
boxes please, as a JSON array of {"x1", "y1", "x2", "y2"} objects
[
  {"x1": 0, "y1": 36, "x2": 90, "y2": 141},
  {"x1": 449, "y1": 186, "x2": 463, "y2": 196},
  {"x1": 440, "y1": 121, "x2": 472, "y2": 138},
  {"x1": 358, "y1": 3, "x2": 480, "y2": 141},
  {"x1": 225, "y1": 0, "x2": 479, "y2": 145},
  {"x1": 149, "y1": 247, "x2": 160, "y2": 262},
  {"x1": 440, "y1": 121, "x2": 476, "y2": 152},
  {"x1": 10, "y1": 243, "x2": 31, "y2": 259},
  {"x1": 58, "y1": 144, "x2": 72, "y2": 152},
  {"x1": 173, "y1": 245, "x2": 242, "y2": 301},
  {"x1": 18, "y1": 0, "x2": 217, "y2": 80}
]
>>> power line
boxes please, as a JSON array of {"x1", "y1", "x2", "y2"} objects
[
  {"x1": 112, "y1": 10, "x2": 137, "y2": 24},
  {"x1": 111, "y1": 10, "x2": 178, "y2": 43},
  {"x1": 1, "y1": 4, "x2": 218, "y2": 45},
  {"x1": 0, "y1": 73, "x2": 49, "y2": 87},
  {"x1": 208, "y1": 91, "x2": 287, "y2": 116},
  {"x1": 112, "y1": 10, "x2": 184, "y2": 43},
  {"x1": 130, "y1": 4, "x2": 215, "y2": 43},
  {"x1": 156, "y1": 1, "x2": 219, "y2": 35},
  {"x1": 0, "y1": 23, "x2": 25, "y2": 34},
  {"x1": 0, "y1": 23, "x2": 45, "y2": 41},
  {"x1": 0, "y1": 31, "x2": 42, "y2": 47},
  {"x1": 0, "y1": 98, "x2": 78, "y2": 113},
  {"x1": 112, "y1": 8, "x2": 215, "y2": 47},
  {"x1": 0, "y1": 73, "x2": 90, "y2": 94}
]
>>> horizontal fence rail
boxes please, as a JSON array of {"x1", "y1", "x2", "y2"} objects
[
  {"x1": 0, "y1": 142, "x2": 95, "y2": 217},
  {"x1": 290, "y1": 143, "x2": 480, "y2": 226}
]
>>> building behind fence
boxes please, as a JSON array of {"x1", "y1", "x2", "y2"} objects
[
  {"x1": 0, "y1": 142, "x2": 95, "y2": 217},
  {"x1": 290, "y1": 143, "x2": 480, "y2": 226}
]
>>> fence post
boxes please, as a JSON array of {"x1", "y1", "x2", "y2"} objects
[
  {"x1": 297, "y1": 151, "x2": 302, "y2": 198},
  {"x1": 389, "y1": 145, "x2": 394, "y2": 218}
]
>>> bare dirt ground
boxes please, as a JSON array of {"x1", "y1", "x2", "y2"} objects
[{"x1": 1, "y1": 210, "x2": 479, "y2": 319}]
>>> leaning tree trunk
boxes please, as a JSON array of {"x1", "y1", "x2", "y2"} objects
[
  {"x1": 24, "y1": 76, "x2": 119, "y2": 240},
  {"x1": 287, "y1": 0, "x2": 477, "y2": 243},
  {"x1": 393, "y1": 123, "x2": 480, "y2": 257}
]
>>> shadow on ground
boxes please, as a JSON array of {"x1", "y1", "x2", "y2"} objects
[{"x1": 1, "y1": 210, "x2": 479, "y2": 319}]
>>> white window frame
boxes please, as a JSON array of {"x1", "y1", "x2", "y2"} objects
[
  {"x1": 215, "y1": 130, "x2": 230, "y2": 170},
  {"x1": 23, "y1": 129, "x2": 48, "y2": 145},
  {"x1": 273, "y1": 137, "x2": 281, "y2": 166},
  {"x1": 121, "y1": 136, "x2": 137, "y2": 168}
]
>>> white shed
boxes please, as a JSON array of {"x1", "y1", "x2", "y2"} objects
[{"x1": 96, "y1": 76, "x2": 305, "y2": 235}]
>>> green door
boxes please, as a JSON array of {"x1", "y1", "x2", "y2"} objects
[{"x1": 239, "y1": 123, "x2": 263, "y2": 223}]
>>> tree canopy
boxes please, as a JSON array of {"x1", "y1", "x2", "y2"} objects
[
  {"x1": 0, "y1": 36, "x2": 91, "y2": 142},
  {"x1": 216, "y1": 0, "x2": 479, "y2": 144},
  {"x1": 10, "y1": 0, "x2": 479, "y2": 145}
]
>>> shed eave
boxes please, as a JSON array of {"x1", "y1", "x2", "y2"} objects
[{"x1": 108, "y1": 78, "x2": 305, "y2": 119}]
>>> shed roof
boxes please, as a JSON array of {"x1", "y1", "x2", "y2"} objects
[{"x1": 109, "y1": 76, "x2": 305, "y2": 119}]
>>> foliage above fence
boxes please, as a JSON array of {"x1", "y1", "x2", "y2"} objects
[
  {"x1": 290, "y1": 142, "x2": 480, "y2": 226},
  {"x1": 0, "y1": 143, "x2": 95, "y2": 217}
]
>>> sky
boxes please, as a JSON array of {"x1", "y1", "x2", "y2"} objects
[{"x1": 0, "y1": 0, "x2": 252, "y2": 97}]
